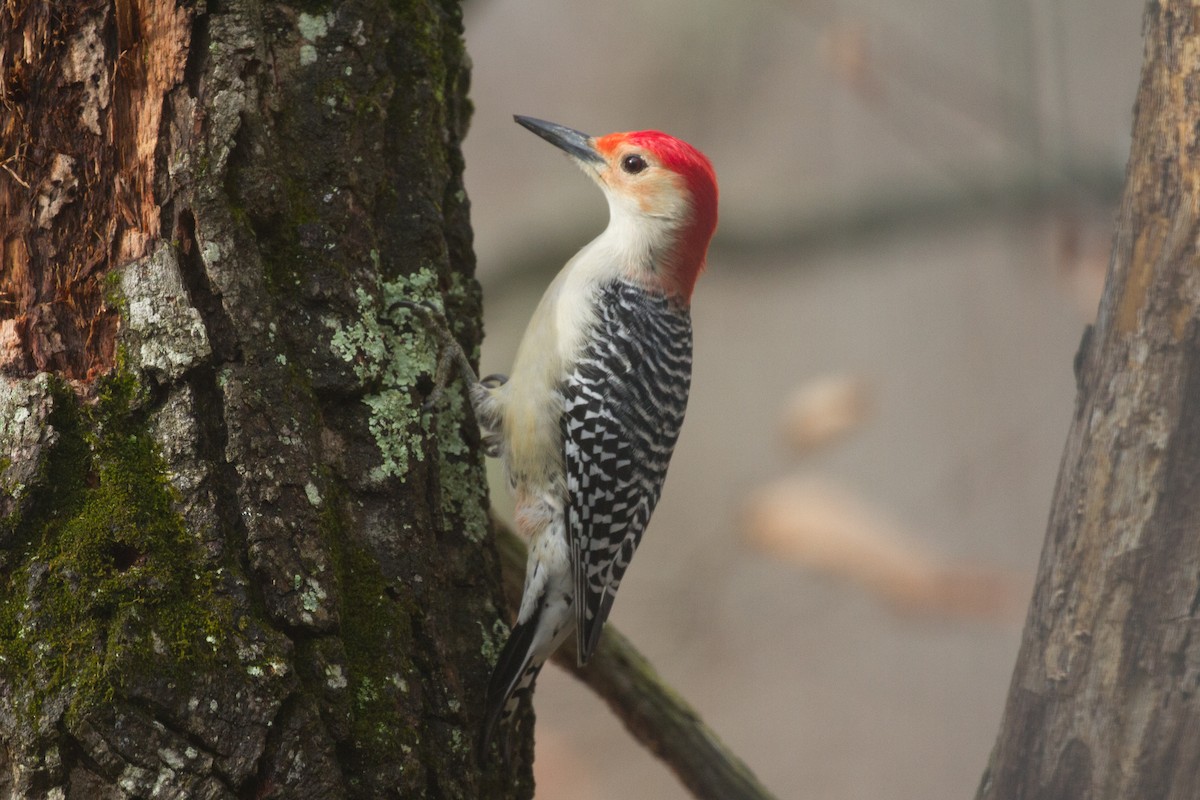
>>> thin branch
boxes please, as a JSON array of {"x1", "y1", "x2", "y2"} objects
[{"x1": 493, "y1": 522, "x2": 780, "y2": 800}]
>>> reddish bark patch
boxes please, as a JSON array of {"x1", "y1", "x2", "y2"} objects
[{"x1": 0, "y1": 0, "x2": 191, "y2": 380}]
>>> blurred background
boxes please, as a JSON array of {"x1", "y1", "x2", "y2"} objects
[{"x1": 461, "y1": 1, "x2": 1141, "y2": 797}]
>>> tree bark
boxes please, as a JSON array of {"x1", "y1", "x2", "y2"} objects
[
  {"x1": 0, "y1": 1, "x2": 530, "y2": 797},
  {"x1": 978, "y1": 3, "x2": 1200, "y2": 799}
]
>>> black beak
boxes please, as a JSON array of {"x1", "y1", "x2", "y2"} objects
[{"x1": 514, "y1": 115, "x2": 605, "y2": 166}]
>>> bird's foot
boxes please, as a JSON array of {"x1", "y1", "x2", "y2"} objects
[
  {"x1": 393, "y1": 300, "x2": 479, "y2": 411},
  {"x1": 481, "y1": 431, "x2": 503, "y2": 458}
]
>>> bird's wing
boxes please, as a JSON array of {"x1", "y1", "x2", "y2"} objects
[{"x1": 562, "y1": 281, "x2": 692, "y2": 664}]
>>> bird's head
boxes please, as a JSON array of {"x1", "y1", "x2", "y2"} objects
[{"x1": 515, "y1": 115, "x2": 718, "y2": 303}]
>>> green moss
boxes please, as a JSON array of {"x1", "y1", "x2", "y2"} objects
[
  {"x1": 0, "y1": 369, "x2": 228, "y2": 727},
  {"x1": 317, "y1": 500, "x2": 421, "y2": 778},
  {"x1": 222, "y1": 142, "x2": 321, "y2": 295},
  {"x1": 257, "y1": 173, "x2": 321, "y2": 292},
  {"x1": 102, "y1": 269, "x2": 128, "y2": 318},
  {"x1": 0, "y1": 456, "x2": 14, "y2": 514}
]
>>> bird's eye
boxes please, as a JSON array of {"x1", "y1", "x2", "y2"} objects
[{"x1": 621, "y1": 154, "x2": 648, "y2": 174}]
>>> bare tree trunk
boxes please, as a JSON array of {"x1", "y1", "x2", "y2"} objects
[
  {"x1": 0, "y1": 1, "x2": 530, "y2": 797},
  {"x1": 978, "y1": 4, "x2": 1200, "y2": 799}
]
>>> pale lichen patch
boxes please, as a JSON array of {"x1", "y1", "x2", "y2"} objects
[
  {"x1": 298, "y1": 11, "x2": 335, "y2": 66},
  {"x1": 118, "y1": 245, "x2": 212, "y2": 384},
  {"x1": 433, "y1": 387, "x2": 488, "y2": 541},
  {"x1": 301, "y1": 577, "x2": 328, "y2": 614},
  {"x1": 329, "y1": 270, "x2": 442, "y2": 485},
  {"x1": 0, "y1": 374, "x2": 57, "y2": 526},
  {"x1": 325, "y1": 664, "x2": 348, "y2": 690},
  {"x1": 478, "y1": 617, "x2": 510, "y2": 667},
  {"x1": 297, "y1": 12, "x2": 333, "y2": 43}
]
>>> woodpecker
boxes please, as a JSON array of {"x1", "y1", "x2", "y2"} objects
[{"x1": 472, "y1": 115, "x2": 718, "y2": 758}]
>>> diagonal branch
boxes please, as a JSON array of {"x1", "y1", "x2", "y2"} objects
[{"x1": 493, "y1": 521, "x2": 780, "y2": 800}]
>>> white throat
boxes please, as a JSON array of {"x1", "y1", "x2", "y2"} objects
[{"x1": 590, "y1": 192, "x2": 682, "y2": 279}]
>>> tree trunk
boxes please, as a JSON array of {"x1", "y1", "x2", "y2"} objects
[
  {"x1": 978, "y1": 3, "x2": 1200, "y2": 799},
  {"x1": 0, "y1": 1, "x2": 530, "y2": 797}
]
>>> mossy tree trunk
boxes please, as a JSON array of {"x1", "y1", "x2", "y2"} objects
[
  {"x1": 0, "y1": 1, "x2": 529, "y2": 797},
  {"x1": 978, "y1": 3, "x2": 1200, "y2": 799}
]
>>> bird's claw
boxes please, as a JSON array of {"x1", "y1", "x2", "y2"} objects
[
  {"x1": 392, "y1": 299, "x2": 480, "y2": 410},
  {"x1": 391, "y1": 297, "x2": 444, "y2": 318},
  {"x1": 482, "y1": 432, "x2": 503, "y2": 458}
]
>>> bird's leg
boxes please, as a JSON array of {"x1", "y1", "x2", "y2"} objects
[
  {"x1": 392, "y1": 300, "x2": 476, "y2": 410},
  {"x1": 427, "y1": 329, "x2": 476, "y2": 411},
  {"x1": 394, "y1": 300, "x2": 509, "y2": 415}
]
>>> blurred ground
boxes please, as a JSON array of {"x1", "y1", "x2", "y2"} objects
[{"x1": 460, "y1": 2, "x2": 1144, "y2": 798}]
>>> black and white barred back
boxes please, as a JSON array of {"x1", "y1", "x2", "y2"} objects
[{"x1": 562, "y1": 279, "x2": 693, "y2": 663}]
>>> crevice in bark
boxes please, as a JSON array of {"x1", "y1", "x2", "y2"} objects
[
  {"x1": 187, "y1": 360, "x2": 248, "y2": 570},
  {"x1": 425, "y1": 761, "x2": 448, "y2": 800},
  {"x1": 57, "y1": 718, "x2": 121, "y2": 795},
  {"x1": 238, "y1": 690, "x2": 298, "y2": 800},
  {"x1": 122, "y1": 697, "x2": 230, "y2": 782},
  {"x1": 182, "y1": 11, "x2": 210, "y2": 101},
  {"x1": 176, "y1": 209, "x2": 241, "y2": 364}
]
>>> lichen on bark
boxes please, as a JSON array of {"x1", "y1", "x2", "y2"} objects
[{"x1": 0, "y1": 0, "x2": 524, "y2": 797}]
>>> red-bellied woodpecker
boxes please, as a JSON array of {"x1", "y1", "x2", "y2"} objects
[{"x1": 471, "y1": 115, "x2": 718, "y2": 759}]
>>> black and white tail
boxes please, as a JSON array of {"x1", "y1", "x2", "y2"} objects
[
  {"x1": 477, "y1": 555, "x2": 575, "y2": 763},
  {"x1": 477, "y1": 605, "x2": 543, "y2": 763}
]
